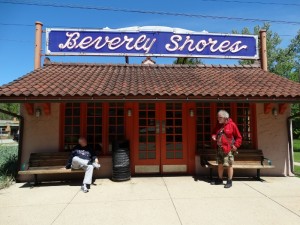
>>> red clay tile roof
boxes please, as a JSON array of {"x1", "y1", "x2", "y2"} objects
[{"x1": 0, "y1": 62, "x2": 300, "y2": 102}]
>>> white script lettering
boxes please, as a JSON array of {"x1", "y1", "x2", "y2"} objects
[
  {"x1": 58, "y1": 32, "x2": 157, "y2": 53},
  {"x1": 165, "y1": 35, "x2": 248, "y2": 54}
]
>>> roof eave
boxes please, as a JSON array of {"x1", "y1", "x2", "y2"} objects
[{"x1": 1, "y1": 95, "x2": 300, "y2": 103}]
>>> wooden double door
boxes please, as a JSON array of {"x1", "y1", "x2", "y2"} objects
[{"x1": 133, "y1": 103, "x2": 192, "y2": 174}]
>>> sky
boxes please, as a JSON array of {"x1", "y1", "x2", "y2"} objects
[{"x1": 0, "y1": 0, "x2": 300, "y2": 85}]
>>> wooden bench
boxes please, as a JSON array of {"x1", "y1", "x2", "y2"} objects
[
  {"x1": 199, "y1": 149, "x2": 274, "y2": 180},
  {"x1": 18, "y1": 152, "x2": 87, "y2": 185}
]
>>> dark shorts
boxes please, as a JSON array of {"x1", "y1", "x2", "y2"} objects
[{"x1": 217, "y1": 147, "x2": 234, "y2": 166}]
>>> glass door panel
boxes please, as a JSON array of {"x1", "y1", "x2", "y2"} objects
[
  {"x1": 165, "y1": 103, "x2": 184, "y2": 159},
  {"x1": 138, "y1": 103, "x2": 158, "y2": 161},
  {"x1": 135, "y1": 103, "x2": 187, "y2": 174}
]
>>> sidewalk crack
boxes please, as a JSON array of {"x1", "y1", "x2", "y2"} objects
[
  {"x1": 50, "y1": 188, "x2": 81, "y2": 225},
  {"x1": 244, "y1": 182, "x2": 300, "y2": 218},
  {"x1": 162, "y1": 177, "x2": 183, "y2": 225}
]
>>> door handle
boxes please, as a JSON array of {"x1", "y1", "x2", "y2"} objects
[
  {"x1": 162, "y1": 120, "x2": 166, "y2": 134},
  {"x1": 156, "y1": 121, "x2": 160, "y2": 134}
]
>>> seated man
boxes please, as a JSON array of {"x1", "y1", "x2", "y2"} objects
[{"x1": 65, "y1": 137, "x2": 101, "y2": 193}]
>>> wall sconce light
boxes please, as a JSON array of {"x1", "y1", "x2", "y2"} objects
[
  {"x1": 127, "y1": 109, "x2": 132, "y2": 117},
  {"x1": 189, "y1": 109, "x2": 194, "y2": 117},
  {"x1": 35, "y1": 108, "x2": 42, "y2": 118},
  {"x1": 272, "y1": 108, "x2": 278, "y2": 117}
]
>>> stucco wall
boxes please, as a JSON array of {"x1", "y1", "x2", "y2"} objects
[
  {"x1": 256, "y1": 103, "x2": 292, "y2": 176},
  {"x1": 18, "y1": 103, "x2": 60, "y2": 182},
  {"x1": 21, "y1": 103, "x2": 60, "y2": 164}
]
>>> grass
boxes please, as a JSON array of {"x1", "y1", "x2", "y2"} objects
[
  {"x1": 294, "y1": 139, "x2": 300, "y2": 152},
  {"x1": 0, "y1": 145, "x2": 18, "y2": 189},
  {"x1": 294, "y1": 139, "x2": 300, "y2": 177},
  {"x1": 294, "y1": 152, "x2": 300, "y2": 163},
  {"x1": 294, "y1": 166, "x2": 300, "y2": 177}
]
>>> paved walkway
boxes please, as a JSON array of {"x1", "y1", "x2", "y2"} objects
[
  {"x1": 0, "y1": 138, "x2": 17, "y2": 145},
  {"x1": 1, "y1": 176, "x2": 300, "y2": 225},
  {"x1": 294, "y1": 162, "x2": 300, "y2": 166}
]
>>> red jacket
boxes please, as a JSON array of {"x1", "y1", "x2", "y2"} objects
[{"x1": 212, "y1": 118, "x2": 242, "y2": 154}]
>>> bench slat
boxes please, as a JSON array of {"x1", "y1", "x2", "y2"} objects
[
  {"x1": 206, "y1": 160, "x2": 274, "y2": 169},
  {"x1": 19, "y1": 168, "x2": 84, "y2": 175},
  {"x1": 201, "y1": 149, "x2": 274, "y2": 170}
]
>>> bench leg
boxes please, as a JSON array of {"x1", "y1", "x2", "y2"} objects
[
  {"x1": 257, "y1": 169, "x2": 261, "y2": 181},
  {"x1": 34, "y1": 174, "x2": 38, "y2": 186},
  {"x1": 209, "y1": 168, "x2": 213, "y2": 180}
]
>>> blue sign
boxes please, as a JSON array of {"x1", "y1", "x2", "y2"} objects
[{"x1": 46, "y1": 27, "x2": 258, "y2": 59}]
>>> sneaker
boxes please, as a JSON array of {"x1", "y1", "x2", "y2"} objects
[
  {"x1": 211, "y1": 178, "x2": 223, "y2": 185},
  {"x1": 92, "y1": 162, "x2": 101, "y2": 170},
  {"x1": 81, "y1": 184, "x2": 89, "y2": 193},
  {"x1": 224, "y1": 180, "x2": 232, "y2": 188}
]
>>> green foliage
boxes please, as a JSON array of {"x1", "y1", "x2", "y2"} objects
[
  {"x1": 0, "y1": 145, "x2": 18, "y2": 189},
  {"x1": 233, "y1": 23, "x2": 289, "y2": 74},
  {"x1": 232, "y1": 23, "x2": 300, "y2": 80},
  {"x1": 294, "y1": 165, "x2": 300, "y2": 177},
  {"x1": 174, "y1": 57, "x2": 203, "y2": 65},
  {"x1": 293, "y1": 118, "x2": 300, "y2": 139},
  {"x1": 0, "y1": 175, "x2": 14, "y2": 189},
  {"x1": 234, "y1": 23, "x2": 300, "y2": 137},
  {"x1": 294, "y1": 139, "x2": 300, "y2": 153},
  {"x1": 0, "y1": 103, "x2": 20, "y2": 120}
]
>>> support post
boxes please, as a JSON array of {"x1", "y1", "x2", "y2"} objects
[
  {"x1": 259, "y1": 29, "x2": 268, "y2": 71},
  {"x1": 34, "y1": 21, "x2": 43, "y2": 70},
  {"x1": 34, "y1": 174, "x2": 38, "y2": 185}
]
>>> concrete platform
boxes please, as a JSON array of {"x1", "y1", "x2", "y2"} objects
[{"x1": 0, "y1": 177, "x2": 300, "y2": 225}]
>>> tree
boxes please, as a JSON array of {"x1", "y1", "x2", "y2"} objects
[
  {"x1": 234, "y1": 23, "x2": 300, "y2": 138},
  {"x1": 233, "y1": 23, "x2": 300, "y2": 88},
  {"x1": 174, "y1": 57, "x2": 203, "y2": 64},
  {"x1": 288, "y1": 30, "x2": 300, "y2": 138},
  {"x1": 288, "y1": 30, "x2": 300, "y2": 82},
  {"x1": 0, "y1": 103, "x2": 20, "y2": 120},
  {"x1": 232, "y1": 23, "x2": 290, "y2": 75}
]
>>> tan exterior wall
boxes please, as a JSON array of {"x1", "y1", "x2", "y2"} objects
[
  {"x1": 20, "y1": 103, "x2": 60, "y2": 164},
  {"x1": 256, "y1": 103, "x2": 292, "y2": 176}
]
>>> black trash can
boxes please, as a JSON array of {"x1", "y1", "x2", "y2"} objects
[{"x1": 112, "y1": 140, "x2": 131, "y2": 181}]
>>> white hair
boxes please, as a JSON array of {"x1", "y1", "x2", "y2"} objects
[{"x1": 218, "y1": 110, "x2": 229, "y2": 119}]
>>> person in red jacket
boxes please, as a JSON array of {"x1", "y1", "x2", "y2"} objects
[{"x1": 211, "y1": 110, "x2": 242, "y2": 188}]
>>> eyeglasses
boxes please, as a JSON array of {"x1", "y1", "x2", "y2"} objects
[{"x1": 217, "y1": 117, "x2": 224, "y2": 119}]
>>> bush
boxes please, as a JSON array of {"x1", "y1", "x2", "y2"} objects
[
  {"x1": 0, "y1": 175, "x2": 14, "y2": 189},
  {"x1": 293, "y1": 118, "x2": 300, "y2": 139},
  {"x1": 0, "y1": 145, "x2": 18, "y2": 189}
]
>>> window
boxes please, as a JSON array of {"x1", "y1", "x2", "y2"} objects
[
  {"x1": 236, "y1": 103, "x2": 253, "y2": 148},
  {"x1": 61, "y1": 103, "x2": 126, "y2": 155},
  {"x1": 108, "y1": 103, "x2": 125, "y2": 153},
  {"x1": 216, "y1": 103, "x2": 231, "y2": 115},
  {"x1": 196, "y1": 103, "x2": 256, "y2": 151},
  {"x1": 86, "y1": 103, "x2": 103, "y2": 152},
  {"x1": 138, "y1": 103, "x2": 156, "y2": 159},
  {"x1": 165, "y1": 103, "x2": 183, "y2": 159},
  {"x1": 196, "y1": 103, "x2": 212, "y2": 149},
  {"x1": 63, "y1": 103, "x2": 81, "y2": 150}
]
